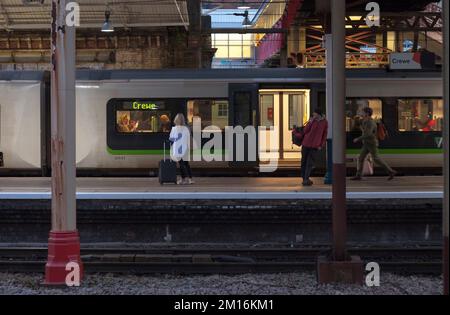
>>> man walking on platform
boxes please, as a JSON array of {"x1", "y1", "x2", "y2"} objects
[{"x1": 351, "y1": 107, "x2": 397, "y2": 180}]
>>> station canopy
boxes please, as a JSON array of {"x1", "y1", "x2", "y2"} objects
[{"x1": 0, "y1": 0, "x2": 189, "y2": 30}]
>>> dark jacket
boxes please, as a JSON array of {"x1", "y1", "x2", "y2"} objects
[{"x1": 302, "y1": 117, "x2": 328, "y2": 149}]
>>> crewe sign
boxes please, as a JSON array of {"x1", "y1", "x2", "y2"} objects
[{"x1": 389, "y1": 52, "x2": 436, "y2": 70}]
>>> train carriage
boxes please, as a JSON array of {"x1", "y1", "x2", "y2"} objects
[{"x1": 0, "y1": 69, "x2": 443, "y2": 176}]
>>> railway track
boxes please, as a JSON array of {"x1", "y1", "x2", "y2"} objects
[{"x1": 0, "y1": 245, "x2": 442, "y2": 275}]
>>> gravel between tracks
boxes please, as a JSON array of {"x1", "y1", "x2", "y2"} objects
[{"x1": 0, "y1": 272, "x2": 442, "y2": 295}]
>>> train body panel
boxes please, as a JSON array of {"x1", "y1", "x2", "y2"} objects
[{"x1": 0, "y1": 81, "x2": 42, "y2": 169}]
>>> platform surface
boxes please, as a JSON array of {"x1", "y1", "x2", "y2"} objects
[{"x1": 0, "y1": 176, "x2": 443, "y2": 200}]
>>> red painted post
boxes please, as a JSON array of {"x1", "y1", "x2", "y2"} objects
[{"x1": 44, "y1": 0, "x2": 83, "y2": 285}]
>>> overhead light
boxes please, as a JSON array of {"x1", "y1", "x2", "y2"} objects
[
  {"x1": 237, "y1": 1, "x2": 250, "y2": 10},
  {"x1": 242, "y1": 13, "x2": 252, "y2": 27},
  {"x1": 101, "y1": 10, "x2": 114, "y2": 32},
  {"x1": 233, "y1": 10, "x2": 252, "y2": 27}
]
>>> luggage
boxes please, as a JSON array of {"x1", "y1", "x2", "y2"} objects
[
  {"x1": 292, "y1": 125, "x2": 305, "y2": 147},
  {"x1": 377, "y1": 121, "x2": 388, "y2": 141},
  {"x1": 158, "y1": 141, "x2": 177, "y2": 185},
  {"x1": 362, "y1": 154, "x2": 374, "y2": 176}
]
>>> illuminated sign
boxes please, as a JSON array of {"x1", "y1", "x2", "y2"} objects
[{"x1": 132, "y1": 101, "x2": 159, "y2": 110}]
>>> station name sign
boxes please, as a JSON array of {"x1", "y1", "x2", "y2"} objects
[{"x1": 389, "y1": 52, "x2": 435, "y2": 70}]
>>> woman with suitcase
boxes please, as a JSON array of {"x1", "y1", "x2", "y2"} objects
[{"x1": 169, "y1": 113, "x2": 194, "y2": 185}]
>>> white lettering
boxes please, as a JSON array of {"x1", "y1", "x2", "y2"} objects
[
  {"x1": 365, "y1": 262, "x2": 380, "y2": 287},
  {"x1": 365, "y1": 2, "x2": 380, "y2": 27},
  {"x1": 65, "y1": 2, "x2": 80, "y2": 27},
  {"x1": 65, "y1": 261, "x2": 80, "y2": 287}
]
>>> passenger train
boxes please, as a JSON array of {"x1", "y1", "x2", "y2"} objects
[{"x1": 0, "y1": 69, "x2": 443, "y2": 176}]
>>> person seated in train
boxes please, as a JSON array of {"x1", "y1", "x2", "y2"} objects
[
  {"x1": 117, "y1": 114, "x2": 131, "y2": 133},
  {"x1": 416, "y1": 113, "x2": 436, "y2": 132},
  {"x1": 129, "y1": 120, "x2": 139, "y2": 132},
  {"x1": 351, "y1": 107, "x2": 397, "y2": 181},
  {"x1": 169, "y1": 113, "x2": 194, "y2": 185},
  {"x1": 300, "y1": 108, "x2": 328, "y2": 186},
  {"x1": 159, "y1": 114, "x2": 171, "y2": 133}
]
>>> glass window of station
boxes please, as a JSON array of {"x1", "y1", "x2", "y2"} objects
[
  {"x1": 212, "y1": 33, "x2": 254, "y2": 59},
  {"x1": 116, "y1": 101, "x2": 171, "y2": 133},
  {"x1": 187, "y1": 100, "x2": 229, "y2": 130},
  {"x1": 345, "y1": 99, "x2": 382, "y2": 132},
  {"x1": 398, "y1": 99, "x2": 444, "y2": 132}
]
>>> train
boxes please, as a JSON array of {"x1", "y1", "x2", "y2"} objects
[{"x1": 0, "y1": 68, "x2": 443, "y2": 176}]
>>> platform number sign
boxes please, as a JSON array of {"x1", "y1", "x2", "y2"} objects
[
  {"x1": 365, "y1": 2, "x2": 380, "y2": 27},
  {"x1": 365, "y1": 262, "x2": 380, "y2": 287},
  {"x1": 65, "y1": 262, "x2": 81, "y2": 287}
]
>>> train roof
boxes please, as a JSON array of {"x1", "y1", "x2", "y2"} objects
[
  {"x1": 0, "y1": 68, "x2": 442, "y2": 82},
  {"x1": 75, "y1": 69, "x2": 442, "y2": 81},
  {"x1": 0, "y1": 71, "x2": 49, "y2": 81}
]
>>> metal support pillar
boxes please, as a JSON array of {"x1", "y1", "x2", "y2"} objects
[
  {"x1": 324, "y1": 33, "x2": 333, "y2": 185},
  {"x1": 45, "y1": 0, "x2": 83, "y2": 285},
  {"x1": 443, "y1": 0, "x2": 449, "y2": 296},
  {"x1": 330, "y1": 0, "x2": 347, "y2": 261},
  {"x1": 280, "y1": 32, "x2": 288, "y2": 67},
  {"x1": 317, "y1": 0, "x2": 363, "y2": 284}
]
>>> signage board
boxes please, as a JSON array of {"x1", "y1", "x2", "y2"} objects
[{"x1": 389, "y1": 52, "x2": 436, "y2": 70}]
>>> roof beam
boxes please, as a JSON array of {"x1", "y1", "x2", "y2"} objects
[
  {"x1": 173, "y1": 0, "x2": 188, "y2": 31},
  {"x1": 208, "y1": 28, "x2": 288, "y2": 34},
  {"x1": 5, "y1": 22, "x2": 189, "y2": 30},
  {"x1": 0, "y1": 1, "x2": 11, "y2": 29}
]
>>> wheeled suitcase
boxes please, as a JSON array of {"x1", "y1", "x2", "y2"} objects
[{"x1": 158, "y1": 141, "x2": 177, "y2": 185}]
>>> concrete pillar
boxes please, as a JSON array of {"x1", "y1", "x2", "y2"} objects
[
  {"x1": 443, "y1": 0, "x2": 449, "y2": 296},
  {"x1": 45, "y1": 0, "x2": 83, "y2": 285}
]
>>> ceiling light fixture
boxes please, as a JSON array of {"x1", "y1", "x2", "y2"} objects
[
  {"x1": 101, "y1": 10, "x2": 114, "y2": 32},
  {"x1": 233, "y1": 10, "x2": 252, "y2": 27}
]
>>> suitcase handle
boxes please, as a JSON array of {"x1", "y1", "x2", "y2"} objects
[{"x1": 163, "y1": 139, "x2": 171, "y2": 160}]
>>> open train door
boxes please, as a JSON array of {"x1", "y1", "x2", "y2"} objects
[{"x1": 227, "y1": 83, "x2": 259, "y2": 170}]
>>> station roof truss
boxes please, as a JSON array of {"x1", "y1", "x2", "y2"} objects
[
  {"x1": 0, "y1": 0, "x2": 190, "y2": 31},
  {"x1": 294, "y1": 0, "x2": 442, "y2": 32},
  {"x1": 202, "y1": 0, "x2": 269, "y2": 11}
]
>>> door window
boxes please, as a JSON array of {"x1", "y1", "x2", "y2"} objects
[{"x1": 260, "y1": 94, "x2": 274, "y2": 128}]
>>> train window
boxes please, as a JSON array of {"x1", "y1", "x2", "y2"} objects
[
  {"x1": 260, "y1": 94, "x2": 274, "y2": 127},
  {"x1": 345, "y1": 99, "x2": 382, "y2": 132},
  {"x1": 187, "y1": 99, "x2": 229, "y2": 130},
  {"x1": 288, "y1": 94, "x2": 306, "y2": 129},
  {"x1": 115, "y1": 100, "x2": 171, "y2": 133},
  {"x1": 397, "y1": 99, "x2": 443, "y2": 132}
]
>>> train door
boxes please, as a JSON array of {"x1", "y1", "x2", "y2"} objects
[
  {"x1": 258, "y1": 89, "x2": 310, "y2": 165},
  {"x1": 282, "y1": 91, "x2": 310, "y2": 160},
  {"x1": 228, "y1": 83, "x2": 259, "y2": 168}
]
